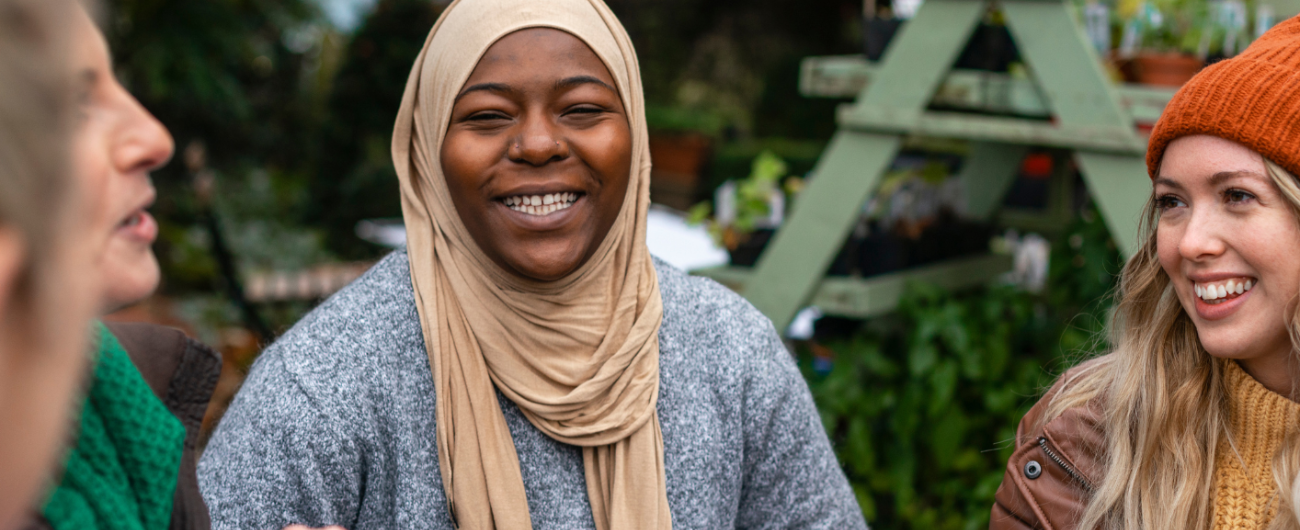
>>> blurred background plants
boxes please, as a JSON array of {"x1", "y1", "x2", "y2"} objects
[
  {"x1": 107, "y1": 0, "x2": 1138, "y2": 526},
  {"x1": 798, "y1": 202, "x2": 1122, "y2": 529}
]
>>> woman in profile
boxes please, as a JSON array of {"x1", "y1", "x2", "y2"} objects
[
  {"x1": 199, "y1": 0, "x2": 865, "y2": 528},
  {"x1": 992, "y1": 16, "x2": 1300, "y2": 530}
]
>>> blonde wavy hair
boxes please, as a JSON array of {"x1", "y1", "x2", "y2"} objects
[{"x1": 1044, "y1": 158, "x2": 1300, "y2": 530}]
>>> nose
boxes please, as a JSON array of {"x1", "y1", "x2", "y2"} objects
[
  {"x1": 507, "y1": 111, "x2": 567, "y2": 166},
  {"x1": 1178, "y1": 204, "x2": 1227, "y2": 261},
  {"x1": 110, "y1": 84, "x2": 174, "y2": 176}
]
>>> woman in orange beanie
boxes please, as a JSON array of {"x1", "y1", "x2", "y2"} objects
[{"x1": 991, "y1": 15, "x2": 1300, "y2": 530}]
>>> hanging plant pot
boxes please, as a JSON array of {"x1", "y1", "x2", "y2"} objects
[
  {"x1": 726, "y1": 228, "x2": 776, "y2": 268},
  {"x1": 1125, "y1": 52, "x2": 1204, "y2": 87}
]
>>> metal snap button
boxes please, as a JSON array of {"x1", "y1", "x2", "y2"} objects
[{"x1": 1024, "y1": 460, "x2": 1042, "y2": 479}]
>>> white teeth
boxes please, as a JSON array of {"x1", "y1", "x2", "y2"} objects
[
  {"x1": 1195, "y1": 278, "x2": 1256, "y2": 302},
  {"x1": 504, "y1": 193, "x2": 579, "y2": 216}
]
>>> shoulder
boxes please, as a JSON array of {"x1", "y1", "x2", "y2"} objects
[
  {"x1": 1019, "y1": 355, "x2": 1111, "y2": 441},
  {"x1": 652, "y1": 257, "x2": 783, "y2": 349},
  {"x1": 261, "y1": 251, "x2": 423, "y2": 374},
  {"x1": 650, "y1": 257, "x2": 797, "y2": 403},
  {"x1": 239, "y1": 251, "x2": 429, "y2": 418}
]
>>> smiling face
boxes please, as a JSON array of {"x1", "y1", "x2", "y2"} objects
[
  {"x1": 70, "y1": 8, "x2": 174, "y2": 313},
  {"x1": 1155, "y1": 135, "x2": 1300, "y2": 392},
  {"x1": 441, "y1": 28, "x2": 631, "y2": 282}
]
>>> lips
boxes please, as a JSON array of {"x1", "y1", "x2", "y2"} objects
[
  {"x1": 1189, "y1": 274, "x2": 1257, "y2": 321},
  {"x1": 116, "y1": 209, "x2": 158, "y2": 243}
]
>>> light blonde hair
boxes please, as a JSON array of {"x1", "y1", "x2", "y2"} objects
[
  {"x1": 1043, "y1": 158, "x2": 1300, "y2": 530},
  {"x1": 0, "y1": 0, "x2": 76, "y2": 334}
]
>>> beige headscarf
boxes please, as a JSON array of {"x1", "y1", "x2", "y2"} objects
[{"x1": 390, "y1": 0, "x2": 668, "y2": 529}]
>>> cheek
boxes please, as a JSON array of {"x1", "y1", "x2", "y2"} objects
[
  {"x1": 70, "y1": 126, "x2": 116, "y2": 232},
  {"x1": 1248, "y1": 216, "x2": 1300, "y2": 292},
  {"x1": 1155, "y1": 226, "x2": 1184, "y2": 280},
  {"x1": 439, "y1": 134, "x2": 495, "y2": 203},
  {"x1": 584, "y1": 124, "x2": 632, "y2": 204}
]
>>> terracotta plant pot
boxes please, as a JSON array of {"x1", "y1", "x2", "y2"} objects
[
  {"x1": 1125, "y1": 52, "x2": 1204, "y2": 87},
  {"x1": 648, "y1": 133, "x2": 713, "y2": 211}
]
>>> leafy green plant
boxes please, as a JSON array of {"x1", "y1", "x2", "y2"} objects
[
  {"x1": 801, "y1": 203, "x2": 1123, "y2": 529},
  {"x1": 1122, "y1": 0, "x2": 1210, "y2": 55},
  {"x1": 687, "y1": 150, "x2": 790, "y2": 250}
]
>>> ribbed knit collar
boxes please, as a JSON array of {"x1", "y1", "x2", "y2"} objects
[
  {"x1": 1223, "y1": 359, "x2": 1300, "y2": 445},
  {"x1": 1212, "y1": 359, "x2": 1300, "y2": 529}
]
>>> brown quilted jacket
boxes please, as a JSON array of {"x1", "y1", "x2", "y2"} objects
[{"x1": 991, "y1": 365, "x2": 1106, "y2": 530}]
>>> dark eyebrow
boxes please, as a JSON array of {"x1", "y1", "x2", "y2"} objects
[
  {"x1": 454, "y1": 82, "x2": 512, "y2": 102},
  {"x1": 554, "y1": 75, "x2": 616, "y2": 93}
]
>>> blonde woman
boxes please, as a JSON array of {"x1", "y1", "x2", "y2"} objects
[
  {"x1": 0, "y1": 0, "x2": 107, "y2": 528},
  {"x1": 991, "y1": 16, "x2": 1300, "y2": 530}
]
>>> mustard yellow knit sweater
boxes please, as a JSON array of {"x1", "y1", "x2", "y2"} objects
[{"x1": 1212, "y1": 360, "x2": 1300, "y2": 529}]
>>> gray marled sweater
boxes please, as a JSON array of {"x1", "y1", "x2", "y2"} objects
[{"x1": 198, "y1": 251, "x2": 867, "y2": 530}]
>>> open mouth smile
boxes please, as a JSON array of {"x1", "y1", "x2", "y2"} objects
[
  {"x1": 501, "y1": 192, "x2": 581, "y2": 216},
  {"x1": 1194, "y1": 277, "x2": 1256, "y2": 305}
]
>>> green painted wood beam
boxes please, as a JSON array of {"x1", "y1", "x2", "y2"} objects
[
  {"x1": 849, "y1": 0, "x2": 989, "y2": 118},
  {"x1": 838, "y1": 107, "x2": 1146, "y2": 154},
  {"x1": 741, "y1": 131, "x2": 901, "y2": 332},
  {"x1": 800, "y1": 55, "x2": 1175, "y2": 124},
  {"x1": 1074, "y1": 152, "x2": 1152, "y2": 255},
  {"x1": 741, "y1": 0, "x2": 988, "y2": 333},
  {"x1": 696, "y1": 254, "x2": 1013, "y2": 319},
  {"x1": 1002, "y1": 2, "x2": 1135, "y2": 129},
  {"x1": 960, "y1": 143, "x2": 1030, "y2": 219}
]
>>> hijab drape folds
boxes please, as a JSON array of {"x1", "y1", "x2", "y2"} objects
[{"x1": 390, "y1": 1, "x2": 668, "y2": 529}]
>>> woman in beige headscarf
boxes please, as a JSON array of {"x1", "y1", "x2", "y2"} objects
[{"x1": 199, "y1": 1, "x2": 866, "y2": 528}]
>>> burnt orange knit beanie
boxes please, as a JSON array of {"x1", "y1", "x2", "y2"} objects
[{"x1": 1146, "y1": 15, "x2": 1300, "y2": 179}]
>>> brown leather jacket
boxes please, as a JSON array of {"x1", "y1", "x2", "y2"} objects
[
  {"x1": 22, "y1": 322, "x2": 222, "y2": 530},
  {"x1": 990, "y1": 365, "x2": 1106, "y2": 530}
]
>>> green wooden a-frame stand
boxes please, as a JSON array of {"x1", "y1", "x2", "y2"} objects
[{"x1": 701, "y1": 0, "x2": 1159, "y2": 332}]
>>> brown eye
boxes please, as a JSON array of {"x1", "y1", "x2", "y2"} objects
[
  {"x1": 1225, "y1": 189, "x2": 1255, "y2": 204},
  {"x1": 1156, "y1": 194, "x2": 1186, "y2": 211}
]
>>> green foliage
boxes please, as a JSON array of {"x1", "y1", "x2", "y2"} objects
[
  {"x1": 107, "y1": 0, "x2": 334, "y2": 296},
  {"x1": 801, "y1": 203, "x2": 1123, "y2": 529},
  {"x1": 688, "y1": 150, "x2": 790, "y2": 249},
  {"x1": 305, "y1": 0, "x2": 446, "y2": 259}
]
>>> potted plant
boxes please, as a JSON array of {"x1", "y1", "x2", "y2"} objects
[
  {"x1": 1117, "y1": 0, "x2": 1207, "y2": 86},
  {"x1": 688, "y1": 150, "x2": 791, "y2": 267},
  {"x1": 646, "y1": 104, "x2": 724, "y2": 211}
]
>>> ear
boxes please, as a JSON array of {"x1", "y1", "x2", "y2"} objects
[{"x1": 0, "y1": 227, "x2": 27, "y2": 326}]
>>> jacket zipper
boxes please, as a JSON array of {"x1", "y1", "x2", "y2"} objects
[{"x1": 1037, "y1": 436, "x2": 1095, "y2": 493}]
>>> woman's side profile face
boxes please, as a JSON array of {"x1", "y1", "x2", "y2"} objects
[
  {"x1": 1155, "y1": 135, "x2": 1300, "y2": 393},
  {"x1": 441, "y1": 28, "x2": 631, "y2": 282},
  {"x1": 69, "y1": 6, "x2": 174, "y2": 313}
]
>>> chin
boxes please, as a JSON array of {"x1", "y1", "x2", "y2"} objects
[
  {"x1": 99, "y1": 253, "x2": 160, "y2": 313},
  {"x1": 504, "y1": 245, "x2": 587, "y2": 282}
]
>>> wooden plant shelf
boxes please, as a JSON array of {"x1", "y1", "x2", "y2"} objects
[
  {"x1": 695, "y1": 254, "x2": 1012, "y2": 319},
  {"x1": 800, "y1": 55, "x2": 1176, "y2": 126}
]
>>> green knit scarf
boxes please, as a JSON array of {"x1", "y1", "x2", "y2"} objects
[{"x1": 42, "y1": 322, "x2": 186, "y2": 530}]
